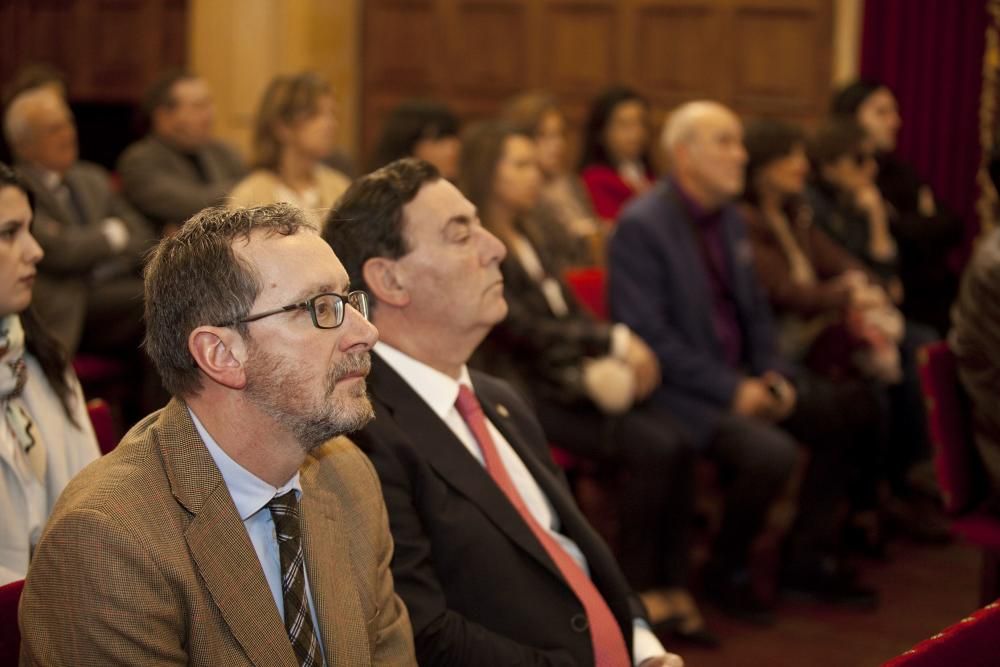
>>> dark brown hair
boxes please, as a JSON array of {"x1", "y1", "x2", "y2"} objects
[{"x1": 143, "y1": 203, "x2": 310, "y2": 397}]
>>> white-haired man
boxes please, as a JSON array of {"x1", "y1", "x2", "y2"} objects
[
  {"x1": 609, "y1": 101, "x2": 880, "y2": 621},
  {"x1": 4, "y1": 86, "x2": 153, "y2": 355}
]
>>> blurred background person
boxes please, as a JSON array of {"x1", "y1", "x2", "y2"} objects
[
  {"x1": 462, "y1": 121, "x2": 712, "y2": 645},
  {"x1": 741, "y1": 118, "x2": 902, "y2": 555},
  {"x1": 579, "y1": 86, "x2": 655, "y2": 222},
  {"x1": 832, "y1": 80, "x2": 962, "y2": 336},
  {"x1": 369, "y1": 98, "x2": 461, "y2": 180},
  {"x1": 229, "y1": 71, "x2": 348, "y2": 226},
  {"x1": 3, "y1": 86, "x2": 153, "y2": 358},
  {"x1": 950, "y1": 147, "x2": 1000, "y2": 516},
  {"x1": 501, "y1": 91, "x2": 605, "y2": 267},
  {"x1": 0, "y1": 163, "x2": 100, "y2": 585},
  {"x1": 807, "y1": 118, "x2": 949, "y2": 544},
  {"x1": 117, "y1": 70, "x2": 245, "y2": 235}
]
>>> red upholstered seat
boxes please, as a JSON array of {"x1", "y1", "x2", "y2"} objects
[
  {"x1": 0, "y1": 579, "x2": 24, "y2": 664},
  {"x1": 917, "y1": 342, "x2": 983, "y2": 514},
  {"x1": 87, "y1": 398, "x2": 118, "y2": 455},
  {"x1": 917, "y1": 341, "x2": 1000, "y2": 603},
  {"x1": 882, "y1": 600, "x2": 1000, "y2": 666},
  {"x1": 564, "y1": 267, "x2": 609, "y2": 321}
]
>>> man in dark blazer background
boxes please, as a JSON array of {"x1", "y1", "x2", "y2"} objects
[
  {"x1": 118, "y1": 70, "x2": 245, "y2": 234},
  {"x1": 4, "y1": 85, "x2": 153, "y2": 355},
  {"x1": 609, "y1": 101, "x2": 880, "y2": 618},
  {"x1": 324, "y1": 158, "x2": 683, "y2": 667}
]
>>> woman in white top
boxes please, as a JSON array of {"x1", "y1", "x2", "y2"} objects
[
  {"x1": 0, "y1": 163, "x2": 100, "y2": 585},
  {"x1": 229, "y1": 71, "x2": 350, "y2": 228}
]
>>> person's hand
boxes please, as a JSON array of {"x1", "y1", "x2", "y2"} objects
[
  {"x1": 731, "y1": 378, "x2": 778, "y2": 420},
  {"x1": 623, "y1": 331, "x2": 661, "y2": 401},
  {"x1": 854, "y1": 184, "x2": 887, "y2": 218},
  {"x1": 640, "y1": 653, "x2": 684, "y2": 667},
  {"x1": 101, "y1": 217, "x2": 130, "y2": 253},
  {"x1": 762, "y1": 370, "x2": 797, "y2": 421},
  {"x1": 918, "y1": 185, "x2": 937, "y2": 217}
]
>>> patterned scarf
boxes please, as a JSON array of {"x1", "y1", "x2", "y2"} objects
[{"x1": 0, "y1": 315, "x2": 45, "y2": 482}]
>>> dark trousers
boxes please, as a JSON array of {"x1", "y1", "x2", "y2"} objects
[
  {"x1": 536, "y1": 398, "x2": 696, "y2": 591},
  {"x1": 707, "y1": 372, "x2": 886, "y2": 572}
]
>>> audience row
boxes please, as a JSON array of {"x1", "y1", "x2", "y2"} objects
[{"x1": 0, "y1": 62, "x2": 980, "y2": 666}]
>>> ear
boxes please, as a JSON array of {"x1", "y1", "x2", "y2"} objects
[
  {"x1": 362, "y1": 256, "x2": 410, "y2": 308},
  {"x1": 188, "y1": 326, "x2": 249, "y2": 391}
]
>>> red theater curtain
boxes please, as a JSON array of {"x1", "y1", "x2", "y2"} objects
[{"x1": 860, "y1": 0, "x2": 988, "y2": 244}]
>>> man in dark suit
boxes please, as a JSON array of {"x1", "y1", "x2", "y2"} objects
[
  {"x1": 3, "y1": 86, "x2": 153, "y2": 355},
  {"x1": 609, "y1": 101, "x2": 880, "y2": 617},
  {"x1": 118, "y1": 71, "x2": 245, "y2": 234},
  {"x1": 324, "y1": 158, "x2": 683, "y2": 666},
  {"x1": 19, "y1": 203, "x2": 415, "y2": 665}
]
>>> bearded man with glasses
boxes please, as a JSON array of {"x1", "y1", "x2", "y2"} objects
[{"x1": 18, "y1": 203, "x2": 416, "y2": 666}]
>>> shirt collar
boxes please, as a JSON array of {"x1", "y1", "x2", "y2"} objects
[
  {"x1": 671, "y1": 175, "x2": 722, "y2": 225},
  {"x1": 188, "y1": 407, "x2": 302, "y2": 521},
  {"x1": 374, "y1": 341, "x2": 473, "y2": 420}
]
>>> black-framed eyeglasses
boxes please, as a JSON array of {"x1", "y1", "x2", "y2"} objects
[{"x1": 218, "y1": 290, "x2": 370, "y2": 329}]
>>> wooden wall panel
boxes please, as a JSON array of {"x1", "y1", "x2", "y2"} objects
[
  {"x1": 541, "y1": 2, "x2": 617, "y2": 95},
  {"x1": 362, "y1": 0, "x2": 836, "y2": 162},
  {"x1": 1, "y1": 0, "x2": 188, "y2": 104}
]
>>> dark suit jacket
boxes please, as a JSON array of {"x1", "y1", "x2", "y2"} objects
[
  {"x1": 609, "y1": 180, "x2": 787, "y2": 446},
  {"x1": 17, "y1": 162, "x2": 154, "y2": 353},
  {"x1": 18, "y1": 399, "x2": 416, "y2": 666},
  {"x1": 117, "y1": 135, "x2": 245, "y2": 230},
  {"x1": 355, "y1": 355, "x2": 643, "y2": 666}
]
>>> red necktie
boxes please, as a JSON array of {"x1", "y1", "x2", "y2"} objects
[{"x1": 455, "y1": 385, "x2": 631, "y2": 666}]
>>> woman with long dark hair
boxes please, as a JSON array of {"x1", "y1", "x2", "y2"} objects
[
  {"x1": 462, "y1": 121, "x2": 714, "y2": 647},
  {"x1": 579, "y1": 86, "x2": 655, "y2": 222},
  {"x1": 0, "y1": 162, "x2": 100, "y2": 584}
]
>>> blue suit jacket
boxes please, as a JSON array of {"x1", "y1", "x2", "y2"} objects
[{"x1": 609, "y1": 180, "x2": 788, "y2": 446}]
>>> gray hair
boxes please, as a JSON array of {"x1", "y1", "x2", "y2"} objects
[
  {"x1": 143, "y1": 203, "x2": 311, "y2": 397},
  {"x1": 661, "y1": 100, "x2": 736, "y2": 158},
  {"x1": 2, "y1": 87, "x2": 64, "y2": 154}
]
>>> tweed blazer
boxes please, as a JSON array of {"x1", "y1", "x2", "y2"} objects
[
  {"x1": 18, "y1": 399, "x2": 415, "y2": 666},
  {"x1": 117, "y1": 136, "x2": 246, "y2": 231}
]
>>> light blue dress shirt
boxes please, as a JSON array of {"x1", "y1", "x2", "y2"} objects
[{"x1": 190, "y1": 408, "x2": 326, "y2": 664}]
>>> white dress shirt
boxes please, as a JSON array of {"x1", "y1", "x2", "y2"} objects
[
  {"x1": 375, "y1": 342, "x2": 665, "y2": 665},
  {"x1": 190, "y1": 408, "x2": 326, "y2": 665}
]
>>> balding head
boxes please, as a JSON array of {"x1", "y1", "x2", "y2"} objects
[
  {"x1": 661, "y1": 100, "x2": 747, "y2": 209},
  {"x1": 3, "y1": 87, "x2": 78, "y2": 173}
]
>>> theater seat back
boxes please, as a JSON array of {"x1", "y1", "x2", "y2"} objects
[
  {"x1": 916, "y1": 341, "x2": 983, "y2": 514},
  {"x1": 882, "y1": 600, "x2": 1000, "y2": 666},
  {"x1": 0, "y1": 579, "x2": 24, "y2": 664}
]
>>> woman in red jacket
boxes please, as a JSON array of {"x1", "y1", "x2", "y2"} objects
[{"x1": 579, "y1": 86, "x2": 656, "y2": 223}]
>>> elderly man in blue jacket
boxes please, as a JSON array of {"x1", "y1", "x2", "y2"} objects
[{"x1": 609, "y1": 101, "x2": 881, "y2": 621}]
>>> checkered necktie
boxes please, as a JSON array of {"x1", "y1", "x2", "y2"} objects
[{"x1": 268, "y1": 491, "x2": 322, "y2": 666}]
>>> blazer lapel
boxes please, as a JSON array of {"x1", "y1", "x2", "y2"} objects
[
  {"x1": 64, "y1": 167, "x2": 100, "y2": 224},
  {"x1": 160, "y1": 400, "x2": 297, "y2": 667},
  {"x1": 662, "y1": 184, "x2": 727, "y2": 358},
  {"x1": 16, "y1": 166, "x2": 74, "y2": 227},
  {"x1": 369, "y1": 359, "x2": 565, "y2": 583},
  {"x1": 299, "y1": 444, "x2": 372, "y2": 665}
]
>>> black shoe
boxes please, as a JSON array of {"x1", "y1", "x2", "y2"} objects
[
  {"x1": 702, "y1": 567, "x2": 776, "y2": 627},
  {"x1": 782, "y1": 554, "x2": 879, "y2": 610},
  {"x1": 884, "y1": 495, "x2": 953, "y2": 544}
]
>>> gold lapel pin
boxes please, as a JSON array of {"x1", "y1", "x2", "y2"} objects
[{"x1": 496, "y1": 404, "x2": 510, "y2": 418}]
